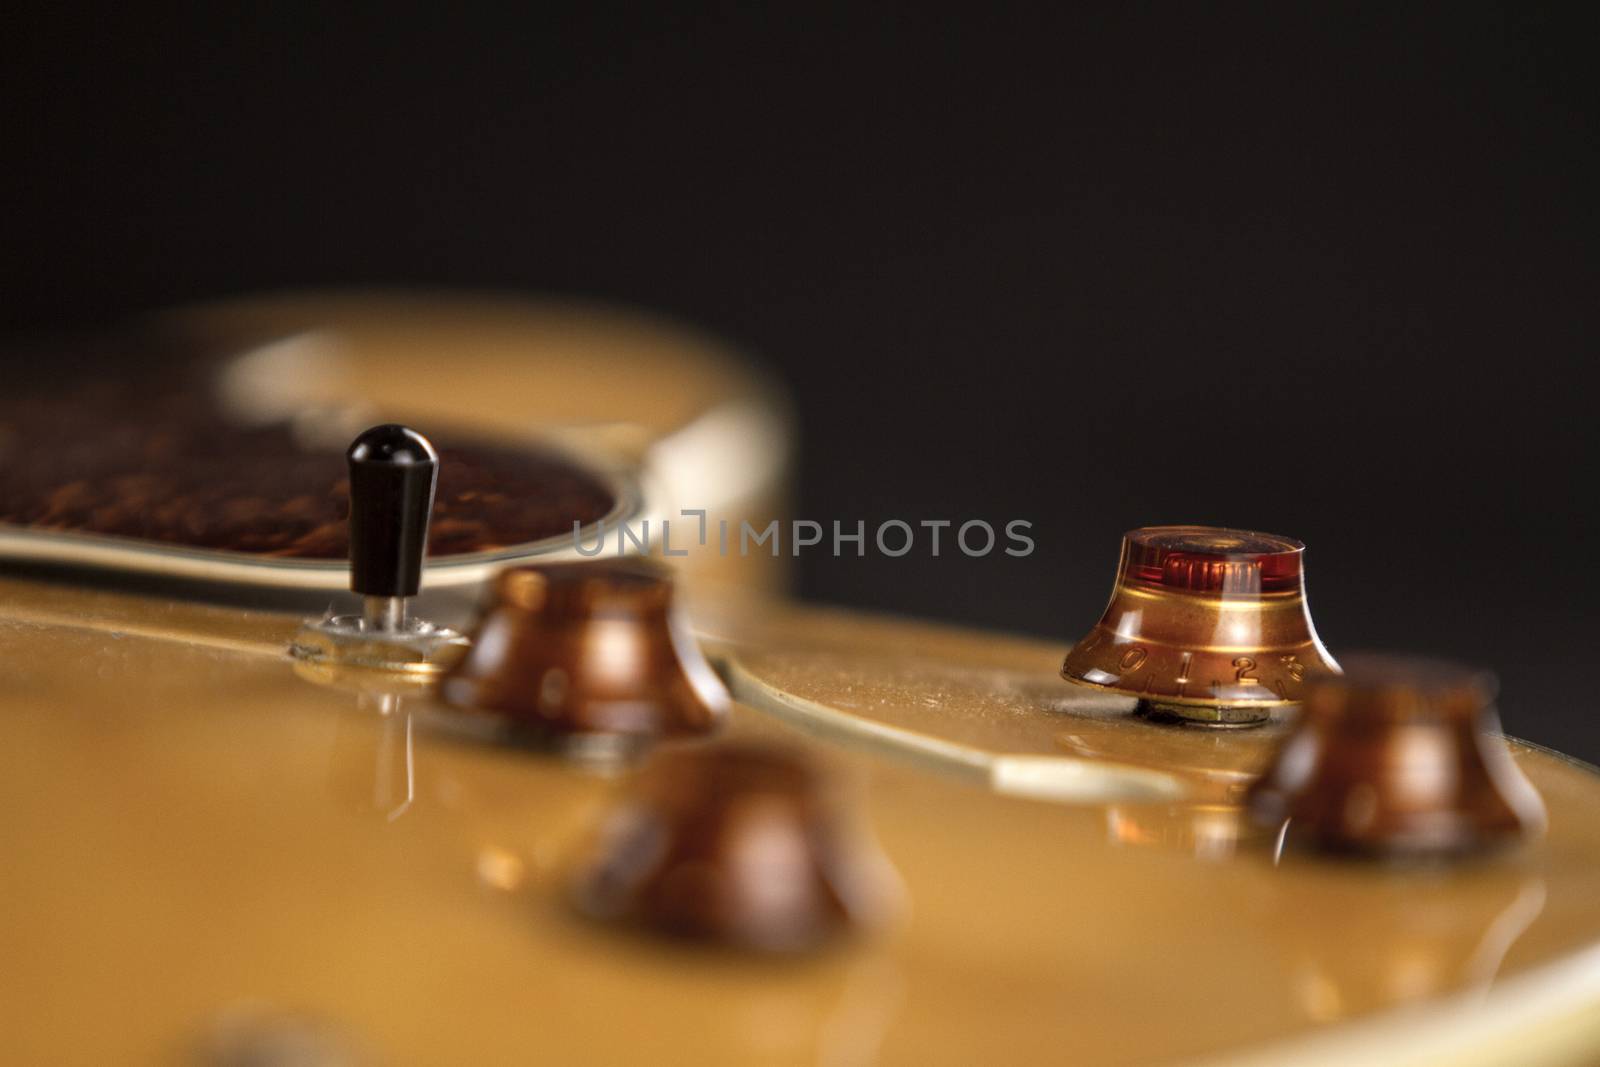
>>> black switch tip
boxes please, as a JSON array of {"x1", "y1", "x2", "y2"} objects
[{"x1": 346, "y1": 424, "x2": 439, "y2": 598}]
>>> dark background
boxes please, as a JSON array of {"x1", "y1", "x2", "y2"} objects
[{"x1": 4, "y1": 6, "x2": 1597, "y2": 756}]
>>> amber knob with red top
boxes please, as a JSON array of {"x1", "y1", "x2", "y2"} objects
[
  {"x1": 1061, "y1": 526, "x2": 1340, "y2": 725},
  {"x1": 1246, "y1": 654, "x2": 1546, "y2": 857}
]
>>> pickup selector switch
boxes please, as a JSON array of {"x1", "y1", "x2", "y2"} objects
[{"x1": 289, "y1": 424, "x2": 466, "y2": 677}]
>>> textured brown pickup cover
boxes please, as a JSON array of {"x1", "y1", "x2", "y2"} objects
[{"x1": 0, "y1": 329, "x2": 615, "y2": 558}]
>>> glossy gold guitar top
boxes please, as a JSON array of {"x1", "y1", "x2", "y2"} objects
[{"x1": 2, "y1": 294, "x2": 1598, "y2": 1067}]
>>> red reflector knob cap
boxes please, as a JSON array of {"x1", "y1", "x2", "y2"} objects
[{"x1": 1061, "y1": 526, "x2": 1340, "y2": 725}]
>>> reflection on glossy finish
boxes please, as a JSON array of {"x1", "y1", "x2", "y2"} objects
[
  {"x1": 475, "y1": 846, "x2": 528, "y2": 893},
  {"x1": 1267, "y1": 865, "x2": 1548, "y2": 1022},
  {"x1": 1057, "y1": 715, "x2": 1284, "y2": 802},
  {"x1": 196, "y1": 1001, "x2": 369, "y2": 1067},
  {"x1": 570, "y1": 742, "x2": 899, "y2": 952},
  {"x1": 1105, "y1": 803, "x2": 1260, "y2": 860},
  {"x1": 1061, "y1": 715, "x2": 1278, "y2": 859},
  {"x1": 326, "y1": 693, "x2": 415, "y2": 822},
  {"x1": 1061, "y1": 525, "x2": 1340, "y2": 725},
  {"x1": 438, "y1": 560, "x2": 729, "y2": 747},
  {"x1": 1248, "y1": 654, "x2": 1547, "y2": 858}
]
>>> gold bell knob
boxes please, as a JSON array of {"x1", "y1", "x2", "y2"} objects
[
  {"x1": 1061, "y1": 525, "x2": 1339, "y2": 725},
  {"x1": 437, "y1": 560, "x2": 729, "y2": 749},
  {"x1": 1246, "y1": 654, "x2": 1547, "y2": 858}
]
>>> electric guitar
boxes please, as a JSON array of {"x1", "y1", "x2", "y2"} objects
[{"x1": 3, "y1": 292, "x2": 1597, "y2": 1066}]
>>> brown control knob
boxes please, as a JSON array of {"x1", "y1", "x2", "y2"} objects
[
  {"x1": 437, "y1": 560, "x2": 729, "y2": 747},
  {"x1": 1061, "y1": 525, "x2": 1340, "y2": 725},
  {"x1": 1246, "y1": 654, "x2": 1546, "y2": 858},
  {"x1": 570, "y1": 742, "x2": 897, "y2": 952}
]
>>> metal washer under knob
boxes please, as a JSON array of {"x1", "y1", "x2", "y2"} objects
[{"x1": 290, "y1": 424, "x2": 467, "y2": 680}]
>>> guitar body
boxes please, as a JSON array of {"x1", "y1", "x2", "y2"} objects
[{"x1": 3, "y1": 294, "x2": 1598, "y2": 1066}]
